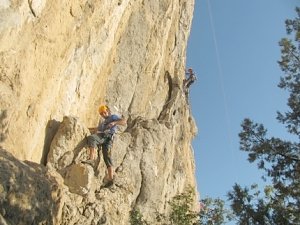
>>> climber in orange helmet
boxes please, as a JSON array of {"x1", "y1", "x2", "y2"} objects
[{"x1": 86, "y1": 105, "x2": 126, "y2": 188}]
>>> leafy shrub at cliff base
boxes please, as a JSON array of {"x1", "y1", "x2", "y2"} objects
[{"x1": 130, "y1": 186, "x2": 200, "y2": 225}]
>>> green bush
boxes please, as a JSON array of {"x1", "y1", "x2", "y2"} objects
[
  {"x1": 130, "y1": 209, "x2": 148, "y2": 225},
  {"x1": 130, "y1": 187, "x2": 199, "y2": 225}
]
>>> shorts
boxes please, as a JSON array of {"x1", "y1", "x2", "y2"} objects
[{"x1": 87, "y1": 133, "x2": 113, "y2": 167}]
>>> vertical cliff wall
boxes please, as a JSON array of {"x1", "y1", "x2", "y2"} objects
[{"x1": 0, "y1": 0, "x2": 197, "y2": 224}]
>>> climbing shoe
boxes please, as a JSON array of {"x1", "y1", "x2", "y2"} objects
[{"x1": 102, "y1": 180, "x2": 114, "y2": 188}]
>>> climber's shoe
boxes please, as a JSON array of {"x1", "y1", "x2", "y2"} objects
[{"x1": 102, "y1": 179, "x2": 114, "y2": 188}]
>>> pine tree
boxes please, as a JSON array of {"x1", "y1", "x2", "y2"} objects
[{"x1": 228, "y1": 7, "x2": 300, "y2": 225}]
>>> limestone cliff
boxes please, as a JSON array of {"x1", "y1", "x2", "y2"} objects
[{"x1": 0, "y1": 0, "x2": 197, "y2": 224}]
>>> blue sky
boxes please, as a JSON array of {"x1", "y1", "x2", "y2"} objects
[{"x1": 187, "y1": 0, "x2": 299, "y2": 202}]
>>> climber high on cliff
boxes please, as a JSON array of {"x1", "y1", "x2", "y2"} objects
[
  {"x1": 183, "y1": 68, "x2": 197, "y2": 97},
  {"x1": 86, "y1": 105, "x2": 126, "y2": 188}
]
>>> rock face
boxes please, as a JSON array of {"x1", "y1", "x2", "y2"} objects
[
  {"x1": 0, "y1": 0, "x2": 197, "y2": 224},
  {"x1": 0, "y1": 148, "x2": 65, "y2": 225}
]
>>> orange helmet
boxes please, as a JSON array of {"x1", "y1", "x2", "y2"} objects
[{"x1": 98, "y1": 105, "x2": 108, "y2": 114}]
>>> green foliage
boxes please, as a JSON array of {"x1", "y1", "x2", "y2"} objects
[
  {"x1": 130, "y1": 187, "x2": 200, "y2": 225},
  {"x1": 130, "y1": 209, "x2": 148, "y2": 225},
  {"x1": 228, "y1": 7, "x2": 300, "y2": 225},
  {"x1": 227, "y1": 184, "x2": 279, "y2": 225},
  {"x1": 199, "y1": 197, "x2": 233, "y2": 225},
  {"x1": 168, "y1": 187, "x2": 199, "y2": 225}
]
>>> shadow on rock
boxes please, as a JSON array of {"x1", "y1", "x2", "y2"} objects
[{"x1": 0, "y1": 148, "x2": 62, "y2": 225}]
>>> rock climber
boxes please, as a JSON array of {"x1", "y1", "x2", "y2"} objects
[
  {"x1": 86, "y1": 105, "x2": 126, "y2": 188},
  {"x1": 183, "y1": 68, "x2": 197, "y2": 98}
]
